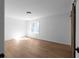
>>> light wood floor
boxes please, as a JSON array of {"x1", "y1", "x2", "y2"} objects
[{"x1": 5, "y1": 38, "x2": 72, "y2": 58}]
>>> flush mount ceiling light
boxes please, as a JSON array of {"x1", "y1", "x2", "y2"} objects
[
  {"x1": 26, "y1": 11, "x2": 32, "y2": 15},
  {"x1": 24, "y1": 11, "x2": 38, "y2": 20},
  {"x1": 26, "y1": 11, "x2": 32, "y2": 14}
]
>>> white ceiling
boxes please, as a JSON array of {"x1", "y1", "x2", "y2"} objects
[{"x1": 5, "y1": 0, "x2": 73, "y2": 20}]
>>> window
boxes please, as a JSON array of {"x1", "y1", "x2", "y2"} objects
[{"x1": 31, "y1": 21, "x2": 39, "y2": 34}]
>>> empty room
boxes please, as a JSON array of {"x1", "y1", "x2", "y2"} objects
[{"x1": 4, "y1": 0, "x2": 75, "y2": 58}]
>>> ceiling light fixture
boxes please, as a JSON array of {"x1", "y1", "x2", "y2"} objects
[{"x1": 26, "y1": 11, "x2": 32, "y2": 15}]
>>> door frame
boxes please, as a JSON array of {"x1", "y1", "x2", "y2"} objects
[{"x1": 71, "y1": 0, "x2": 76, "y2": 58}]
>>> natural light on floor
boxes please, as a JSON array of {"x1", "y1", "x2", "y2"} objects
[{"x1": 13, "y1": 36, "x2": 29, "y2": 43}]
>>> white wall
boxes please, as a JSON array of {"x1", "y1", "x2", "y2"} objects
[
  {"x1": 76, "y1": 0, "x2": 79, "y2": 58},
  {"x1": 0, "y1": 0, "x2": 4, "y2": 53},
  {"x1": 27, "y1": 14, "x2": 71, "y2": 45},
  {"x1": 5, "y1": 17, "x2": 27, "y2": 40}
]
